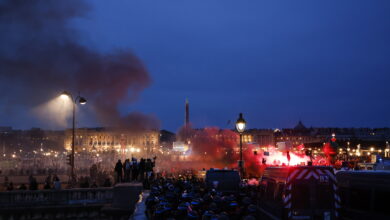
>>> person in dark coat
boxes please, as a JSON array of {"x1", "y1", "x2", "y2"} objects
[
  {"x1": 18, "y1": 183, "x2": 27, "y2": 190},
  {"x1": 103, "y1": 178, "x2": 112, "y2": 187},
  {"x1": 7, "y1": 182, "x2": 14, "y2": 191},
  {"x1": 124, "y1": 159, "x2": 131, "y2": 182},
  {"x1": 139, "y1": 158, "x2": 146, "y2": 181},
  {"x1": 132, "y1": 158, "x2": 138, "y2": 181},
  {"x1": 115, "y1": 159, "x2": 123, "y2": 183},
  {"x1": 29, "y1": 175, "x2": 38, "y2": 190}
]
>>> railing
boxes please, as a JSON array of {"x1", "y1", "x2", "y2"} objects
[{"x1": 0, "y1": 187, "x2": 114, "y2": 208}]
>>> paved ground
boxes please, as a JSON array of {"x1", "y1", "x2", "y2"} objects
[{"x1": 130, "y1": 190, "x2": 149, "y2": 220}]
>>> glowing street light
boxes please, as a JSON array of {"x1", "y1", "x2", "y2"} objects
[
  {"x1": 60, "y1": 91, "x2": 87, "y2": 184},
  {"x1": 236, "y1": 113, "x2": 246, "y2": 133},
  {"x1": 236, "y1": 113, "x2": 246, "y2": 177},
  {"x1": 60, "y1": 93, "x2": 70, "y2": 100}
]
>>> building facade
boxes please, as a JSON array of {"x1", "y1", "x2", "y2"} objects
[
  {"x1": 64, "y1": 128, "x2": 159, "y2": 154},
  {"x1": 243, "y1": 129, "x2": 274, "y2": 146}
]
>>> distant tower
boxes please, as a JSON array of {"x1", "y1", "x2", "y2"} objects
[{"x1": 185, "y1": 98, "x2": 189, "y2": 128}]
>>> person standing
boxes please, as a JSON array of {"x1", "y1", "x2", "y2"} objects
[
  {"x1": 7, "y1": 182, "x2": 14, "y2": 191},
  {"x1": 124, "y1": 159, "x2": 131, "y2": 182},
  {"x1": 145, "y1": 159, "x2": 153, "y2": 179},
  {"x1": 114, "y1": 159, "x2": 123, "y2": 183},
  {"x1": 29, "y1": 175, "x2": 38, "y2": 190},
  {"x1": 139, "y1": 158, "x2": 145, "y2": 181},
  {"x1": 131, "y1": 158, "x2": 138, "y2": 181},
  {"x1": 53, "y1": 175, "x2": 61, "y2": 190}
]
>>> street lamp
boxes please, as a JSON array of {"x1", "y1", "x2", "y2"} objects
[
  {"x1": 236, "y1": 113, "x2": 246, "y2": 177},
  {"x1": 60, "y1": 91, "x2": 87, "y2": 184}
]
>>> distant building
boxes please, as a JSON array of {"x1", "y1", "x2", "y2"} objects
[
  {"x1": 159, "y1": 129, "x2": 176, "y2": 149},
  {"x1": 243, "y1": 129, "x2": 274, "y2": 146},
  {"x1": 187, "y1": 128, "x2": 274, "y2": 147},
  {"x1": 64, "y1": 127, "x2": 159, "y2": 154},
  {"x1": 0, "y1": 126, "x2": 12, "y2": 133},
  {"x1": 275, "y1": 121, "x2": 321, "y2": 146},
  {"x1": 0, "y1": 127, "x2": 64, "y2": 153},
  {"x1": 275, "y1": 121, "x2": 390, "y2": 149}
]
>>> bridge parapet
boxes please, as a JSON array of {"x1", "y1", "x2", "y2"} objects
[
  {"x1": 0, "y1": 184, "x2": 142, "y2": 219},
  {"x1": 0, "y1": 187, "x2": 114, "y2": 208}
]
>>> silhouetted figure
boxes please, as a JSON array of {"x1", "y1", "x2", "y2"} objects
[
  {"x1": 91, "y1": 181, "x2": 98, "y2": 188},
  {"x1": 124, "y1": 159, "x2": 131, "y2": 182},
  {"x1": 53, "y1": 176, "x2": 61, "y2": 190},
  {"x1": 103, "y1": 178, "x2": 112, "y2": 187},
  {"x1": 145, "y1": 158, "x2": 155, "y2": 179},
  {"x1": 3, "y1": 176, "x2": 9, "y2": 189},
  {"x1": 90, "y1": 164, "x2": 98, "y2": 182},
  {"x1": 115, "y1": 159, "x2": 123, "y2": 183},
  {"x1": 43, "y1": 181, "x2": 51, "y2": 190},
  {"x1": 132, "y1": 158, "x2": 138, "y2": 181},
  {"x1": 7, "y1": 182, "x2": 14, "y2": 191},
  {"x1": 45, "y1": 174, "x2": 52, "y2": 186},
  {"x1": 18, "y1": 183, "x2": 27, "y2": 190},
  {"x1": 139, "y1": 158, "x2": 146, "y2": 181},
  {"x1": 29, "y1": 175, "x2": 38, "y2": 190},
  {"x1": 80, "y1": 176, "x2": 90, "y2": 188}
]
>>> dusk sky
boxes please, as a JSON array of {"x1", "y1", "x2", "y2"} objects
[{"x1": 1, "y1": 0, "x2": 390, "y2": 131}]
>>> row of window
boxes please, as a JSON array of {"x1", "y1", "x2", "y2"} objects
[
  {"x1": 74, "y1": 134, "x2": 157, "y2": 140},
  {"x1": 73, "y1": 141, "x2": 155, "y2": 146}
]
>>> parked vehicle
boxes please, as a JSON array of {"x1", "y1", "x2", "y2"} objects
[
  {"x1": 337, "y1": 170, "x2": 390, "y2": 220},
  {"x1": 205, "y1": 168, "x2": 240, "y2": 192},
  {"x1": 259, "y1": 165, "x2": 339, "y2": 220}
]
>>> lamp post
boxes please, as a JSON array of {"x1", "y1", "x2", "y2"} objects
[
  {"x1": 60, "y1": 91, "x2": 87, "y2": 184},
  {"x1": 236, "y1": 113, "x2": 246, "y2": 178}
]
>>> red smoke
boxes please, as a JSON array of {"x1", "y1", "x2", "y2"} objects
[{"x1": 173, "y1": 127, "x2": 311, "y2": 177}]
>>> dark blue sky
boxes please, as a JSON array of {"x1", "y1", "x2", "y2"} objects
[{"x1": 2, "y1": 0, "x2": 390, "y2": 131}]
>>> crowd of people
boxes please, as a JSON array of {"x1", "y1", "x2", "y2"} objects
[
  {"x1": 1, "y1": 164, "x2": 115, "y2": 191},
  {"x1": 144, "y1": 176, "x2": 260, "y2": 220},
  {"x1": 114, "y1": 157, "x2": 156, "y2": 183},
  {"x1": 1, "y1": 156, "x2": 156, "y2": 191},
  {"x1": 2, "y1": 174, "x2": 61, "y2": 191}
]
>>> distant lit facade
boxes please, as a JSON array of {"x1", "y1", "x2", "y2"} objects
[
  {"x1": 275, "y1": 121, "x2": 390, "y2": 151},
  {"x1": 186, "y1": 128, "x2": 274, "y2": 146},
  {"x1": 64, "y1": 128, "x2": 159, "y2": 154},
  {"x1": 243, "y1": 129, "x2": 274, "y2": 146},
  {"x1": 0, "y1": 127, "x2": 64, "y2": 153}
]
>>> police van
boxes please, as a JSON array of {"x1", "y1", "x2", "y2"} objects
[
  {"x1": 259, "y1": 165, "x2": 339, "y2": 220},
  {"x1": 337, "y1": 171, "x2": 390, "y2": 219},
  {"x1": 205, "y1": 168, "x2": 240, "y2": 192}
]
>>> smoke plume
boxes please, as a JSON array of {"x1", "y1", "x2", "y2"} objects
[
  {"x1": 171, "y1": 126, "x2": 310, "y2": 177},
  {"x1": 0, "y1": 0, "x2": 159, "y2": 129}
]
